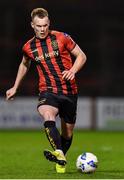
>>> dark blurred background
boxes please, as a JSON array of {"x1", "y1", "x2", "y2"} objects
[{"x1": 1, "y1": 0, "x2": 124, "y2": 97}]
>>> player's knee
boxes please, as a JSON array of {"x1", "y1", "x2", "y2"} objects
[
  {"x1": 61, "y1": 123, "x2": 74, "y2": 138},
  {"x1": 62, "y1": 130, "x2": 73, "y2": 139},
  {"x1": 41, "y1": 110, "x2": 55, "y2": 120}
]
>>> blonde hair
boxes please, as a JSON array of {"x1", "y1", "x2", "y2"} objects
[{"x1": 31, "y1": 8, "x2": 49, "y2": 20}]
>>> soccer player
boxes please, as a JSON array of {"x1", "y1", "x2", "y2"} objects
[{"x1": 6, "y1": 8, "x2": 87, "y2": 173}]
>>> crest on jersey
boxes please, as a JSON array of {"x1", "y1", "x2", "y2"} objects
[{"x1": 51, "y1": 40, "x2": 58, "y2": 50}]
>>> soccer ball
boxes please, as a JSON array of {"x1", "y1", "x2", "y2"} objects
[{"x1": 76, "y1": 152, "x2": 98, "y2": 173}]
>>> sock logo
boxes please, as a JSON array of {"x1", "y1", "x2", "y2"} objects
[{"x1": 45, "y1": 127, "x2": 56, "y2": 150}]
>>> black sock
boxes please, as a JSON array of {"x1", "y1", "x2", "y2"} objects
[
  {"x1": 61, "y1": 135, "x2": 73, "y2": 155},
  {"x1": 44, "y1": 121, "x2": 62, "y2": 150}
]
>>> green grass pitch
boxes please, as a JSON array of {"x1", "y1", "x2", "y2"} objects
[{"x1": 0, "y1": 130, "x2": 124, "y2": 179}]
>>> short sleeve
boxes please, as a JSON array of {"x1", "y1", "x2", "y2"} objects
[
  {"x1": 22, "y1": 42, "x2": 31, "y2": 59},
  {"x1": 22, "y1": 45, "x2": 28, "y2": 57},
  {"x1": 63, "y1": 33, "x2": 76, "y2": 51}
]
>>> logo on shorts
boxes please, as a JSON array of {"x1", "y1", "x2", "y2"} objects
[{"x1": 38, "y1": 98, "x2": 46, "y2": 105}]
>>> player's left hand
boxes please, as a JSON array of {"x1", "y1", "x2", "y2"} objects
[{"x1": 62, "y1": 70, "x2": 75, "y2": 80}]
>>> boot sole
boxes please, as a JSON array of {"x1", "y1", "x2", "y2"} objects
[{"x1": 44, "y1": 150, "x2": 66, "y2": 165}]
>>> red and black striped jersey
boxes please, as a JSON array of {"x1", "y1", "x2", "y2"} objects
[{"x1": 22, "y1": 30, "x2": 78, "y2": 95}]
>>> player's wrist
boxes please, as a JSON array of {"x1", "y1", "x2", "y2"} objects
[
  {"x1": 12, "y1": 86, "x2": 18, "y2": 92},
  {"x1": 70, "y1": 68, "x2": 76, "y2": 75}
]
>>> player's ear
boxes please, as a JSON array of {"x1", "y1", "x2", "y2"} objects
[{"x1": 31, "y1": 21, "x2": 34, "y2": 29}]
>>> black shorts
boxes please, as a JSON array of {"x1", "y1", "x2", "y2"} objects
[{"x1": 37, "y1": 92, "x2": 78, "y2": 124}]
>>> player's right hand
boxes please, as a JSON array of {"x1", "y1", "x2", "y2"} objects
[{"x1": 6, "y1": 87, "x2": 17, "y2": 100}]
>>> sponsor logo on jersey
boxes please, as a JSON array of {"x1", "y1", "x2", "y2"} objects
[{"x1": 35, "y1": 50, "x2": 59, "y2": 62}]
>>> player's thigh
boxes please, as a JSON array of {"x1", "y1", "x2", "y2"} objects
[
  {"x1": 37, "y1": 92, "x2": 59, "y2": 120},
  {"x1": 61, "y1": 118, "x2": 75, "y2": 138},
  {"x1": 38, "y1": 105, "x2": 59, "y2": 120}
]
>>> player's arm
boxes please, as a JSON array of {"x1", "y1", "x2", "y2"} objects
[
  {"x1": 62, "y1": 44, "x2": 86, "y2": 80},
  {"x1": 6, "y1": 55, "x2": 31, "y2": 100}
]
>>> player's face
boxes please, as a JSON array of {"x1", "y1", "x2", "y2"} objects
[{"x1": 31, "y1": 16, "x2": 50, "y2": 39}]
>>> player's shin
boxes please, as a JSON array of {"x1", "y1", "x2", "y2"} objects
[
  {"x1": 44, "y1": 121, "x2": 62, "y2": 150},
  {"x1": 61, "y1": 135, "x2": 73, "y2": 155}
]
